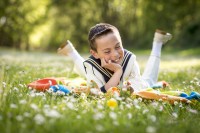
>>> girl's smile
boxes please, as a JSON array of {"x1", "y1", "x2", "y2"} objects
[{"x1": 90, "y1": 31, "x2": 124, "y2": 65}]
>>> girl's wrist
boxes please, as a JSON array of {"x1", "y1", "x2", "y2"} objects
[{"x1": 114, "y1": 67, "x2": 122, "y2": 73}]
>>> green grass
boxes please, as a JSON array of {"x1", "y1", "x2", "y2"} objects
[{"x1": 0, "y1": 48, "x2": 200, "y2": 133}]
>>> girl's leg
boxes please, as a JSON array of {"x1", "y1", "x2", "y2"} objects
[
  {"x1": 142, "y1": 30, "x2": 172, "y2": 86},
  {"x1": 57, "y1": 40, "x2": 86, "y2": 77}
]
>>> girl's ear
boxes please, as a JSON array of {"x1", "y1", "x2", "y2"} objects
[{"x1": 90, "y1": 49, "x2": 99, "y2": 59}]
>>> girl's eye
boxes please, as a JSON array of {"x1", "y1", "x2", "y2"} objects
[
  {"x1": 116, "y1": 46, "x2": 121, "y2": 49},
  {"x1": 104, "y1": 51, "x2": 110, "y2": 54}
]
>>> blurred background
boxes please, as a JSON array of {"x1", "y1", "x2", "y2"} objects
[{"x1": 0, "y1": 0, "x2": 200, "y2": 52}]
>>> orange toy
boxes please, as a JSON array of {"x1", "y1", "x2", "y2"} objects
[
  {"x1": 106, "y1": 87, "x2": 120, "y2": 97},
  {"x1": 132, "y1": 90, "x2": 191, "y2": 104}
]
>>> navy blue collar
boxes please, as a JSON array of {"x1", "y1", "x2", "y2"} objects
[{"x1": 84, "y1": 49, "x2": 132, "y2": 83}]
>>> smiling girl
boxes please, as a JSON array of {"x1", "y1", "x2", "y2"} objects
[{"x1": 57, "y1": 23, "x2": 172, "y2": 93}]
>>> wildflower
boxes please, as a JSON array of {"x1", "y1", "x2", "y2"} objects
[
  {"x1": 126, "y1": 104, "x2": 131, "y2": 109},
  {"x1": 19, "y1": 99, "x2": 27, "y2": 104},
  {"x1": 23, "y1": 112, "x2": 30, "y2": 117},
  {"x1": 2, "y1": 82, "x2": 6, "y2": 88},
  {"x1": 126, "y1": 97, "x2": 132, "y2": 102},
  {"x1": 13, "y1": 87, "x2": 19, "y2": 92},
  {"x1": 10, "y1": 103, "x2": 17, "y2": 109},
  {"x1": 179, "y1": 103, "x2": 183, "y2": 108},
  {"x1": 133, "y1": 99, "x2": 139, "y2": 105},
  {"x1": 142, "y1": 109, "x2": 149, "y2": 114},
  {"x1": 151, "y1": 102, "x2": 159, "y2": 108},
  {"x1": 113, "y1": 121, "x2": 119, "y2": 126},
  {"x1": 122, "y1": 87, "x2": 127, "y2": 92},
  {"x1": 148, "y1": 115, "x2": 157, "y2": 122},
  {"x1": 34, "y1": 114, "x2": 45, "y2": 125},
  {"x1": 19, "y1": 84, "x2": 24, "y2": 88},
  {"x1": 44, "y1": 104, "x2": 50, "y2": 109},
  {"x1": 35, "y1": 92, "x2": 45, "y2": 97},
  {"x1": 44, "y1": 109, "x2": 61, "y2": 118},
  {"x1": 138, "y1": 97, "x2": 143, "y2": 102},
  {"x1": 90, "y1": 88, "x2": 100, "y2": 95},
  {"x1": 95, "y1": 124, "x2": 104, "y2": 132},
  {"x1": 16, "y1": 115, "x2": 23, "y2": 121},
  {"x1": 133, "y1": 99, "x2": 141, "y2": 109},
  {"x1": 93, "y1": 112, "x2": 105, "y2": 120},
  {"x1": 158, "y1": 98, "x2": 163, "y2": 102},
  {"x1": 158, "y1": 105, "x2": 164, "y2": 111},
  {"x1": 56, "y1": 90, "x2": 65, "y2": 96},
  {"x1": 66, "y1": 102, "x2": 75, "y2": 110},
  {"x1": 136, "y1": 105, "x2": 141, "y2": 109},
  {"x1": 109, "y1": 111, "x2": 117, "y2": 120},
  {"x1": 107, "y1": 98, "x2": 118, "y2": 108},
  {"x1": 173, "y1": 101, "x2": 178, "y2": 105},
  {"x1": 146, "y1": 126, "x2": 156, "y2": 133},
  {"x1": 69, "y1": 96, "x2": 77, "y2": 103},
  {"x1": 97, "y1": 103, "x2": 104, "y2": 110},
  {"x1": 76, "y1": 115, "x2": 81, "y2": 119},
  {"x1": 172, "y1": 112, "x2": 178, "y2": 118},
  {"x1": 119, "y1": 104, "x2": 124, "y2": 110},
  {"x1": 30, "y1": 103, "x2": 39, "y2": 111},
  {"x1": 47, "y1": 88, "x2": 54, "y2": 94},
  {"x1": 80, "y1": 93, "x2": 87, "y2": 100},
  {"x1": 187, "y1": 108, "x2": 198, "y2": 114},
  {"x1": 127, "y1": 113, "x2": 132, "y2": 119}
]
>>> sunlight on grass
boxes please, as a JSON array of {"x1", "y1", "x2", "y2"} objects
[
  {"x1": 0, "y1": 49, "x2": 200, "y2": 133},
  {"x1": 160, "y1": 58, "x2": 200, "y2": 70}
]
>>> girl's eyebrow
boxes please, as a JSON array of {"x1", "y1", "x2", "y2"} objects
[
  {"x1": 101, "y1": 42, "x2": 121, "y2": 51},
  {"x1": 102, "y1": 48, "x2": 110, "y2": 51}
]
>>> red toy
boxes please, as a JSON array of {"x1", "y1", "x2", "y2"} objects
[{"x1": 27, "y1": 77, "x2": 67, "y2": 91}]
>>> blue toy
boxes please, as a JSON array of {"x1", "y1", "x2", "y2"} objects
[
  {"x1": 180, "y1": 91, "x2": 200, "y2": 101},
  {"x1": 50, "y1": 85, "x2": 71, "y2": 94}
]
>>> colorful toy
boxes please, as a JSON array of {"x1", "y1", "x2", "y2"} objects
[
  {"x1": 126, "y1": 80, "x2": 199, "y2": 104},
  {"x1": 180, "y1": 91, "x2": 200, "y2": 101},
  {"x1": 132, "y1": 90, "x2": 190, "y2": 104},
  {"x1": 27, "y1": 77, "x2": 89, "y2": 94},
  {"x1": 50, "y1": 85, "x2": 71, "y2": 94},
  {"x1": 27, "y1": 77, "x2": 67, "y2": 91},
  {"x1": 27, "y1": 77, "x2": 200, "y2": 103}
]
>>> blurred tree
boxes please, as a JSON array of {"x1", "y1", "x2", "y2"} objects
[
  {"x1": 0, "y1": 0, "x2": 50, "y2": 50},
  {"x1": 140, "y1": 0, "x2": 200, "y2": 49},
  {"x1": 0, "y1": 0, "x2": 200, "y2": 51}
]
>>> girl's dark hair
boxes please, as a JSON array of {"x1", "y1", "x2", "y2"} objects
[{"x1": 88, "y1": 23, "x2": 119, "y2": 51}]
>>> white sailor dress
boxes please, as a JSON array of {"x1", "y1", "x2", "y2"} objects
[{"x1": 83, "y1": 49, "x2": 149, "y2": 93}]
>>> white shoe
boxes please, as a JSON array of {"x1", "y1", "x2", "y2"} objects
[
  {"x1": 153, "y1": 29, "x2": 172, "y2": 44},
  {"x1": 57, "y1": 40, "x2": 75, "y2": 56}
]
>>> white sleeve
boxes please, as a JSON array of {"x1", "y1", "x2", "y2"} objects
[
  {"x1": 127, "y1": 56, "x2": 149, "y2": 92},
  {"x1": 83, "y1": 62, "x2": 106, "y2": 90}
]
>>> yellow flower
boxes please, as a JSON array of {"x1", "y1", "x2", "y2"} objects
[{"x1": 107, "y1": 98, "x2": 118, "y2": 108}]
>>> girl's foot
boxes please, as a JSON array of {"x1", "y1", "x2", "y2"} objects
[
  {"x1": 153, "y1": 29, "x2": 172, "y2": 44},
  {"x1": 57, "y1": 40, "x2": 76, "y2": 56}
]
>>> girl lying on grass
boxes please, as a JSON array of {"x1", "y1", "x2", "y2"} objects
[{"x1": 56, "y1": 23, "x2": 200, "y2": 103}]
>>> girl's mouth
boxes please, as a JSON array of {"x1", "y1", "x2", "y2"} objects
[{"x1": 111, "y1": 58, "x2": 121, "y2": 64}]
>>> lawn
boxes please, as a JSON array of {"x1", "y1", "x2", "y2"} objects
[{"x1": 0, "y1": 48, "x2": 200, "y2": 133}]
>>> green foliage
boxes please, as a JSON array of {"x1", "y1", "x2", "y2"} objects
[{"x1": 0, "y1": 49, "x2": 200, "y2": 133}]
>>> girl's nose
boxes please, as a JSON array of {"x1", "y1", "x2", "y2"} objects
[{"x1": 112, "y1": 50, "x2": 119, "y2": 58}]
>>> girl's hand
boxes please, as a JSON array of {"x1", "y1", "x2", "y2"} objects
[{"x1": 101, "y1": 58, "x2": 122, "y2": 72}]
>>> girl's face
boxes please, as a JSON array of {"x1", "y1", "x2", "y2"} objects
[{"x1": 90, "y1": 31, "x2": 124, "y2": 65}]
